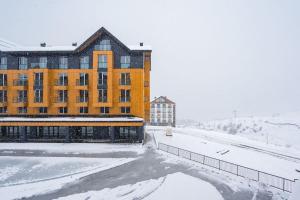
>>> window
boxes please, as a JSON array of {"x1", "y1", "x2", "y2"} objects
[
  {"x1": 0, "y1": 57, "x2": 7, "y2": 70},
  {"x1": 17, "y1": 90, "x2": 27, "y2": 103},
  {"x1": 79, "y1": 107, "x2": 88, "y2": 114},
  {"x1": 18, "y1": 107, "x2": 27, "y2": 114},
  {"x1": 0, "y1": 90, "x2": 7, "y2": 103},
  {"x1": 120, "y1": 107, "x2": 130, "y2": 114},
  {"x1": 79, "y1": 90, "x2": 88, "y2": 102},
  {"x1": 39, "y1": 57, "x2": 47, "y2": 68},
  {"x1": 100, "y1": 107, "x2": 109, "y2": 114},
  {"x1": 0, "y1": 74, "x2": 7, "y2": 86},
  {"x1": 39, "y1": 107, "x2": 47, "y2": 114},
  {"x1": 34, "y1": 72, "x2": 43, "y2": 86},
  {"x1": 19, "y1": 57, "x2": 28, "y2": 69},
  {"x1": 0, "y1": 106, "x2": 7, "y2": 113},
  {"x1": 59, "y1": 56, "x2": 68, "y2": 69},
  {"x1": 58, "y1": 73, "x2": 68, "y2": 86},
  {"x1": 58, "y1": 90, "x2": 68, "y2": 102},
  {"x1": 98, "y1": 55, "x2": 107, "y2": 68},
  {"x1": 120, "y1": 89, "x2": 130, "y2": 102},
  {"x1": 120, "y1": 56, "x2": 130, "y2": 68},
  {"x1": 98, "y1": 89, "x2": 107, "y2": 102},
  {"x1": 80, "y1": 56, "x2": 89, "y2": 69},
  {"x1": 79, "y1": 73, "x2": 88, "y2": 86},
  {"x1": 59, "y1": 107, "x2": 68, "y2": 114},
  {"x1": 34, "y1": 89, "x2": 43, "y2": 103},
  {"x1": 98, "y1": 72, "x2": 107, "y2": 86},
  {"x1": 95, "y1": 39, "x2": 111, "y2": 50},
  {"x1": 15, "y1": 74, "x2": 27, "y2": 86},
  {"x1": 120, "y1": 73, "x2": 130, "y2": 85}
]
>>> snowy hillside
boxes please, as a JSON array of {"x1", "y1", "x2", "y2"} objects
[{"x1": 192, "y1": 112, "x2": 300, "y2": 151}]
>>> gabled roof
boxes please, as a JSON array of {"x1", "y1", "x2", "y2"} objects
[
  {"x1": 1, "y1": 27, "x2": 151, "y2": 53},
  {"x1": 151, "y1": 96, "x2": 176, "y2": 104}
]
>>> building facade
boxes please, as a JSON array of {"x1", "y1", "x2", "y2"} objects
[
  {"x1": 150, "y1": 96, "x2": 176, "y2": 127},
  {"x1": 0, "y1": 27, "x2": 151, "y2": 143}
]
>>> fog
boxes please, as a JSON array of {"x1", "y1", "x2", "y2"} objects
[{"x1": 1, "y1": 0, "x2": 299, "y2": 121}]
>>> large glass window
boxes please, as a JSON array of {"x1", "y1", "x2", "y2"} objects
[
  {"x1": 58, "y1": 73, "x2": 68, "y2": 86},
  {"x1": 34, "y1": 72, "x2": 43, "y2": 86},
  {"x1": 0, "y1": 74, "x2": 7, "y2": 86},
  {"x1": 98, "y1": 72, "x2": 107, "y2": 86},
  {"x1": 120, "y1": 56, "x2": 130, "y2": 68},
  {"x1": 79, "y1": 73, "x2": 88, "y2": 86},
  {"x1": 34, "y1": 89, "x2": 43, "y2": 103},
  {"x1": 39, "y1": 107, "x2": 47, "y2": 114},
  {"x1": 80, "y1": 56, "x2": 89, "y2": 69},
  {"x1": 120, "y1": 89, "x2": 130, "y2": 102},
  {"x1": 79, "y1": 107, "x2": 88, "y2": 114},
  {"x1": 98, "y1": 55, "x2": 107, "y2": 68},
  {"x1": 17, "y1": 90, "x2": 27, "y2": 103},
  {"x1": 120, "y1": 73, "x2": 130, "y2": 85},
  {"x1": 100, "y1": 107, "x2": 109, "y2": 114},
  {"x1": 15, "y1": 74, "x2": 27, "y2": 86},
  {"x1": 19, "y1": 57, "x2": 28, "y2": 70},
  {"x1": 120, "y1": 107, "x2": 130, "y2": 114},
  {"x1": 0, "y1": 57, "x2": 7, "y2": 70},
  {"x1": 59, "y1": 107, "x2": 68, "y2": 114},
  {"x1": 79, "y1": 90, "x2": 88, "y2": 102},
  {"x1": 98, "y1": 89, "x2": 107, "y2": 102},
  {"x1": 59, "y1": 56, "x2": 68, "y2": 69},
  {"x1": 58, "y1": 90, "x2": 68, "y2": 103},
  {"x1": 95, "y1": 40, "x2": 111, "y2": 50},
  {"x1": 39, "y1": 57, "x2": 47, "y2": 68},
  {"x1": 0, "y1": 106, "x2": 7, "y2": 113},
  {"x1": 0, "y1": 90, "x2": 7, "y2": 103}
]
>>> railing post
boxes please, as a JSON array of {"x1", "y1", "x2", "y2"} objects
[
  {"x1": 218, "y1": 160, "x2": 221, "y2": 170},
  {"x1": 237, "y1": 165, "x2": 239, "y2": 176},
  {"x1": 257, "y1": 171, "x2": 260, "y2": 182},
  {"x1": 283, "y1": 178, "x2": 285, "y2": 192},
  {"x1": 189, "y1": 151, "x2": 191, "y2": 160}
]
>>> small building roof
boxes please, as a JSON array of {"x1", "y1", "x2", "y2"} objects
[{"x1": 151, "y1": 96, "x2": 176, "y2": 104}]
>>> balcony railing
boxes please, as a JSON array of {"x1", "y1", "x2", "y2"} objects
[
  {"x1": 54, "y1": 79, "x2": 68, "y2": 86},
  {"x1": 54, "y1": 97, "x2": 68, "y2": 103},
  {"x1": 13, "y1": 97, "x2": 28, "y2": 103},
  {"x1": 13, "y1": 80, "x2": 27, "y2": 86},
  {"x1": 0, "y1": 64, "x2": 7, "y2": 70},
  {"x1": 98, "y1": 96, "x2": 107, "y2": 103},
  {"x1": 76, "y1": 79, "x2": 88, "y2": 86},
  {"x1": 119, "y1": 79, "x2": 131, "y2": 86},
  {"x1": 119, "y1": 96, "x2": 131, "y2": 103},
  {"x1": 76, "y1": 96, "x2": 89, "y2": 103},
  {"x1": 34, "y1": 80, "x2": 43, "y2": 86},
  {"x1": 31, "y1": 63, "x2": 47, "y2": 69}
]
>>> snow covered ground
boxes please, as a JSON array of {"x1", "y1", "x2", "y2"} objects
[
  {"x1": 53, "y1": 172, "x2": 223, "y2": 200},
  {"x1": 188, "y1": 111, "x2": 300, "y2": 152},
  {"x1": 149, "y1": 126, "x2": 300, "y2": 180},
  {"x1": 0, "y1": 156, "x2": 136, "y2": 200}
]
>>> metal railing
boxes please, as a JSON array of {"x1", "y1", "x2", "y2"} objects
[
  {"x1": 119, "y1": 79, "x2": 131, "y2": 86},
  {"x1": 13, "y1": 80, "x2": 27, "y2": 86},
  {"x1": 157, "y1": 142, "x2": 297, "y2": 193},
  {"x1": 76, "y1": 79, "x2": 89, "y2": 86}
]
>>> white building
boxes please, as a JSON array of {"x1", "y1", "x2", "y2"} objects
[{"x1": 150, "y1": 96, "x2": 176, "y2": 127}]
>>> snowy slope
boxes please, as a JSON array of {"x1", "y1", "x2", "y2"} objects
[{"x1": 191, "y1": 112, "x2": 300, "y2": 151}]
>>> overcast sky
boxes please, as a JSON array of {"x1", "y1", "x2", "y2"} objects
[{"x1": 0, "y1": 0, "x2": 299, "y2": 121}]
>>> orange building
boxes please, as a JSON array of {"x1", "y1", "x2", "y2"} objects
[{"x1": 0, "y1": 27, "x2": 151, "y2": 142}]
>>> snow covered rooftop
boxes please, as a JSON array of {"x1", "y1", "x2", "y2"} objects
[{"x1": 0, "y1": 117, "x2": 144, "y2": 122}]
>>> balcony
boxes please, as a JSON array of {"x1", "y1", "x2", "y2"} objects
[
  {"x1": 13, "y1": 80, "x2": 28, "y2": 86},
  {"x1": 119, "y1": 96, "x2": 131, "y2": 103},
  {"x1": 13, "y1": 97, "x2": 27, "y2": 103},
  {"x1": 31, "y1": 63, "x2": 47, "y2": 69},
  {"x1": 76, "y1": 96, "x2": 89, "y2": 103},
  {"x1": 34, "y1": 80, "x2": 43, "y2": 87},
  {"x1": 54, "y1": 79, "x2": 68, "y2": 86},
  {"x1": 119, "y1": 79, "x2": 131, "y2": 86},
  {"x1": 54, "y1": 97, "x2": 68, "y2": 104},
  {"x1": 98, "y1": 96, "x2": 107, "y2": 103},
  {"x1": 0, "y1": 64, "x2": 7, "y2": 70},
  {"x1": 76, "y1": 79, "x2": 88, "y2": 86}
]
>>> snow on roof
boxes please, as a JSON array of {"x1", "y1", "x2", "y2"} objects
[
  {"x1": 8, "y1": 45, "x2": 76, "y2": 52},
  {"x1": 0, "y1": 117, "x2": 144, "y2": 122}
]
